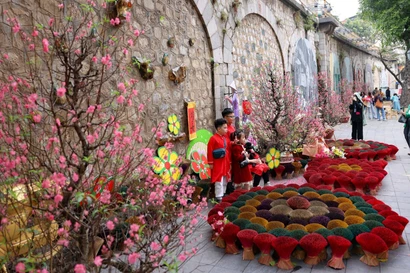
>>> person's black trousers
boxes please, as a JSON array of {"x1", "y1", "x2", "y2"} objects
[{"x1": 352, "y1": 121, "x2": 363, "y2": 140}]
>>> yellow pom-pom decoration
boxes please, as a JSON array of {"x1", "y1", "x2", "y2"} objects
[
  {"x1": 246, "y1": 199, "x2": 261, "y2": 207},
  {"x1": 338, "y1": 202, "x2": 356, "y2": 212},
  {"x1": 286, "y1": 223, "x2": 308, "y2": 232},
  {"x1": 303, "y1": 192, "x2": 321, "y2": 199},
  {"x1": 327, "y1": 219, "x2": 349, "y2": 230},
  {"x1": 250, "y1": 217, "x2": 269, "y2": 228},
  {"x1": 282, "y1": 190, "x2": 299, "y2": 198},
  {"x1": 344, "y1": 209, "x2": 365, "y2": 218},
  {"x1": 320, "y1": 194, "x2": 337, "y2": 202},
  {"x1": 239, "y1": 205, "x2": 257, "y2": 213},
  {"x1": 266, "y1": 221, "x2": 285, "y2": 231},
  {"x1": 238, "y1": 212, "x2": 256, "y2": 220},
  {"x1": 266, "y1": 192, "x2": 283, "y2": 200},
  {"x1": 305, "y1": 223, "x2": 326, "y2": 233},
  {"x1": 344, "y1": 215, "x2": 365, "y2": 225}
]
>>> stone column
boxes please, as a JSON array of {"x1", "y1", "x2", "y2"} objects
[{"x1": 317, "y1": 17, "x2": 339, "y2": 74}]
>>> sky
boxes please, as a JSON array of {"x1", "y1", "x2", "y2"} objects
[{"x1": 326, "y1": 0, "x2": 360, "y2": 20}]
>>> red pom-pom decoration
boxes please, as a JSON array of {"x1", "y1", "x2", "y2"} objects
[
  {"x1": 271, "y1": 236, "x2": 299, "y2": 270},
  {"x1": 253, "y1": 233, "x2": 276, "y2": 265},
  {"x1": 299, "y1": 233, "x2": 328, "y2": 265},
  {"x1": 237, "y1": 229, "x2": 258, "y2": 260},
  {"x1": 356, "y1": 232, "x2": 388, "y2": 266},
  {"x1": 327, "y1": 235, "x2": 352, "y2": 269}
]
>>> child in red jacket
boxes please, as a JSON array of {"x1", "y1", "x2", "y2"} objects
[
  {"x1": 231, "y1": 130, "x2": 261, "y2": 190},
  {"x1": 207, "y1": 118, "x2": 230, "y2": 202}
]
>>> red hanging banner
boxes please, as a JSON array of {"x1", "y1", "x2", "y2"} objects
[{"x1": 187, "y1": 101, "x2": 197, "y2": 140}]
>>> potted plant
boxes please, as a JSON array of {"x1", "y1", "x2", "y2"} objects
[{"x1": 132, "y1": 56, "x2": 155, "y2": 80}]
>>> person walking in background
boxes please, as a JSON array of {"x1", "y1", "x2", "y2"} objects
[
  {"x1": 386, "y1": 87, "x2": 391, "y2": 101},
  {"x1": 392, "y1": 93, "x2": 401, "y2": 111},
  {"x1": 374, "y1": 91, "x2": 386, "y2": 121},
  {"x1": 363, "y1": 92, "x2": 372, "y2": 120},
  {"x1": 207, "y1": 118, "x2": 230, "y2": 202},
  {"x1": 349, "y1": 92, "x2": 364, "y2": 140},
  {"x1": 401, "y1": 105, "x2": 410, "y2": 155}
]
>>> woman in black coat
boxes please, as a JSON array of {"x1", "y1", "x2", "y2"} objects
[{"x1": 349, "y1": 92, "x2": 364, "y2": 140}]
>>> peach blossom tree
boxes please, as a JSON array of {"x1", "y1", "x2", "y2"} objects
[
  {"x1": 250, "y1": 62, "x2": 325, "y2": 154},
  {"x1": 0, "y1": 1, "x2": 206, "y2": 272}
]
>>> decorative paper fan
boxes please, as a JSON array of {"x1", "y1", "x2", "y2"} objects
[
  {"x1": 266, "y1": 147, "x2": 281, "y2": 169},
  {"x1": 167, "y1": 114, "x2": 180, "y2": 135},
  {"x1": 152, "y1": 146, "x2": 181, "y2": 184},
  {"x1": 191, "y1": 151, "x2": 211, "y2": 179},
  {"x1": 186, "y1": 129, "x2": 213, "y2": 160}
]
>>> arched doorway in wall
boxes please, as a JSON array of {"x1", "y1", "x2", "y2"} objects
[
  {"x1": 291, "y1": 39, "x2": 318, "y2": 103},
  {"x1": 231, "y1": 13, "x2": 284, "y2": 97}
]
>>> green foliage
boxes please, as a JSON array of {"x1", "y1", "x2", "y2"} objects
[
  {"x1": 360, "y1": 0, "x2": 410, "y2": 47},
  {"x1": 343, "y1": 16, "x2": 377, "y2": 44},
  {"x1": 303, "y1": 14, "x2": 317, "y2": 32}
]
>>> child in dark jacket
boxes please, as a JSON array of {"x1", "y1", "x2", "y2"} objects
[{"x1": 243, "y1": 142, "x2": 271, "y2": 187}]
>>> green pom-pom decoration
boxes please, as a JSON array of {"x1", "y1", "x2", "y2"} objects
[
  {"x1": 314, "y1": 228, "x2": 334, "y2": 238},
  {"x1": 232, "y1": 218, "x2": 251, "y2": 230},
  {"x1": 349, "y1": 196, "x2": 365, "y2": 204},
  {"x1": 245, "y1": 192, "x2": 258, "y2": 197},
  {"x1": 256, "y1": 189, "x2": 269, "y2": 195},
  {"x1": 225, "y1": 212, "x2": 238, "y2": 222},
  {"x1": 331, "y1": 227, "x2": 354, "y2": 241},
  {"x1": 354, "y1": 202, "x2": 372, "y2": 208},
  {"x1": 246, "y1": 223, "x2": 267, "y2": 233},
  {"x1": 333, "y1": 192, "x2": 350, "y2": 198},
  {"x1": 224, "y1": 206, "x2": 240, "y2": 214},
  {"x1": 298, "y1": 187, "x2": 315, "y2": 194},
  {"x1": 357, "y1": 207, "x2": 378, "y2": 214},
  {"x1": 237, "y1": 195, "x2": 253, "y2": 202},
  {"x1": 363, "y1": 220, "x2": 384, "y2": 230},
  {"x1": 347, "y1": 224, "x2": 371, "y2": 243},
  {"x1": 273, "y1": 188, "x2": 286, "y2": 194},
  {"x1": 289, "y1": 229, "x2": 309, "y2": 240},
  {"x1": 318, "y1": 189, "x2": 333, "y2": 195},
  {"x1": 363, "y1": 213, "x2": 385, "y2": 223},
  {"x1": 269, "y1": 228, "x2": 290, "y2": 237},
  {"x1": 284, "y1": 187, "x2": 299, "y2": 192},
  {"x1": 232, "y1": 201, "x2": 246, "y2": 208}
]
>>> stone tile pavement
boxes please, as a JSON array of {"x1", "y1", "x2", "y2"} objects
[{"x1": 179, "y1": 118, "x2": 410, "y2": 273}]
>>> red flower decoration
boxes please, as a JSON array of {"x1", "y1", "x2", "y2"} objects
[{"x1": 191, "y1": 151, "x2": 211, "y2": 179}]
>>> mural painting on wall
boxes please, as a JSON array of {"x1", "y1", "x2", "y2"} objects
[
  {"x1": 342, "y1": 57, "x2": 353, "y2": 83},
  {"x1": 365, "y1": 63, "x2": 373, "y2": 90},
  {"x1": 231, "y1": 14, "x2": 283, "y2": 97},
  {"x1": 355, "y1": 63, "x2": 363, "y2": 83},
  {"x1": 292, "y1": 39, "x2": 318, "y2": 105},
  {"x1": 332, "y1": 53, "x2": 341, "y2": 93},
  {"x1": 381, "y1": 69, "x2": 388, "y2": 88}
]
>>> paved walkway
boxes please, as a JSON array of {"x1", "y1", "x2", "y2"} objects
[{"x1": 179, "y1": 118, "x2": 410, "y2": 273}]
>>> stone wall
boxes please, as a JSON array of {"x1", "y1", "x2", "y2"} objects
[
  {"x1": 328, "y1": 37, "x2": 398, "y2": 91},
  {"x1": 0, "y1": 0, "x2": 397, "y2": 154},
  {"x1": 231, "y1": 13, "x2": 283, "y2": 97},
  {"x1": 131, "y1": 0, "x2": 214, "y2": 148}
]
